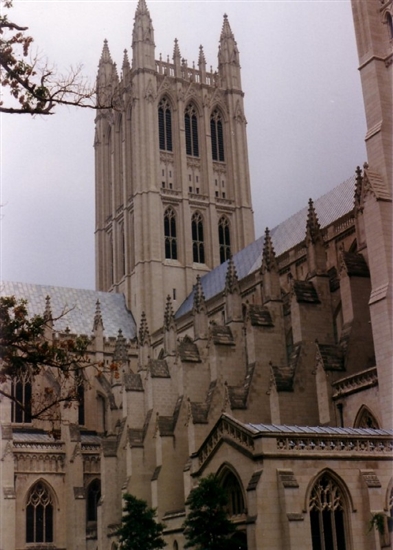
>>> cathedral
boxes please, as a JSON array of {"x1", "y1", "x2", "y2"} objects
[{"x1": 1, "y1": 0, "x2": 392, "y2": 549}]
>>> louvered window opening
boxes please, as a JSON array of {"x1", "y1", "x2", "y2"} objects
[
  {"x1": 185, "y1": 104, "x2": 199, "y2": 157},
  {"x1": 192, "y1": 212, "x2": 205, "y2": 263},
  {"x1": 218, "y1": 216, "x2": 231, "y2": 264},
  {"x1": 164, "y1": 208, "x2": 178, "y2": 259},
  {"x1": 211, "y1": 109, "x2": 225, "y2": 162},
  {"x1": 26, "y1": 483, "x2": 54, "y2": 543},
  {"x1": 158, "y1": 98, "x2": 173, "y2": 151}
]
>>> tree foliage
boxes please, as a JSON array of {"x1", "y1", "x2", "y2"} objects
[
  {"x1": 0, "y1": 295, "x2": 106, "y2": 421},
  {"x1": 0, "y1": 0, "x2": 107, "y2": 114},
  {"x1": 182, "y1": 474, "x2": 238, "y2": 550},
  {"x1": 116, "y1": 493, "x2": 166, "y2": 550}
]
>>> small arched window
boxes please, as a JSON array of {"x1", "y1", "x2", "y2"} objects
[
  {"x1": 192, "y1": 212, "x2": 205, "y2": 263},
  {"x1": 87, "y1": 479, "x2": 101, "y2": 523},
  {"x1": 164, "y1": 207, "x2": 178, "y2": 260},
  {"x1": 218, "y1": 216, "x2": 231, "y2": 264},
  {"x1": 26, "y1": 482, "x2": 54, "y2": 543},
  {"x1": 11, "y1": 370, "x2": 32, "y2": 423},
  {"x1": 221, "y1": 471, "x2": 245, "y2": 516},
  {"x1": 211, "y1": 109, "x2": 225, "y2": 162},
  {"x1": 158, "y1": 97, "x2": 173, "y2": 151},
  {"x1": 309, "y1": 474, "x2": 348, "y2": 550},
  {"x1": 354, "y1": 405, "x2": 379, "y2": 429},
  {"x1": 185, "y1": 104, "x2": 199, "y2": 157}
]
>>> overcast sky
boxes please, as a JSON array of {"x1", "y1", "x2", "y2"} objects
[{"x1": 1, "y1": 0, "x2": 366, "y2": 291}]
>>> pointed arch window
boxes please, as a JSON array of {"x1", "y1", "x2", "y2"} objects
[
  {"x1": 164, "y1": 207, "x2": 178, "y2": 260},
  {"x1": 221, "y1": 471, "x2": 245, "y2": 516},
  {"x1": 185, "y1": 104, "x2": 199, "y2": 157},
  {"x1": 26, "y1": 482, "x2": 54, "y2": 543},
  {"x1": 218, "y1": 216, "x2": 231, "y2": 264},
  {"x1": 354, "y1": 406, "x2": 379, "y2": 429},
  {"x1": 192, "y1": 212, "x2": 205, "y2": 263},
  {"x1": 211, "y1": 109, "x2": 225, "y2": 162},
  {"x1": 158, "y1": 97, "x2": 172, "y2": 151},
  {"x1": 87, "y1": 479, "x2": 101, "y2": 523},
  {"x1": 309, "y1": 474, "x2": 348, "y2": 550},
  {"x1": 11, "y1": 370, "x2": 32, "y2": 423}
]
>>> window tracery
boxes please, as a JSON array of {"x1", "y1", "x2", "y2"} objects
[
  {"x1": 211, "y1": 109, "x2": 225, "y2": 162},
  {"x1": 191, "y1": 211, "x2": 205, "y2": 263},
  {"x1": 11, "y1": 369, "x2": 32, "y2": 423},
  {"x1": 164, "y1": 207, "x2": 178, "y2": 260},
  {"x1": 185, "y1": 104, "x2": 199, "y2": 157},
  {"x1": 158, "y1": 97, "x2": 173, "y2": 151},
  {"x1": 309, "y1": 474, "x2": 348, "y2": 550},
  {"x1": 26, "y1": 482, "x2": 54, "y2": 544},
  {"x1": 354, "y1": 406, "x2": 379, "y2": 429},
  {"x1": 218, "y1": 216, "x2": 231, "y2": 263}
]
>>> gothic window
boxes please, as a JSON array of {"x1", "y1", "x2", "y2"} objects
[
  {"x1": 26, "y1": 482, "x2": 54, "y2": 544},
  {"x1": 77, "y1": 382, "x2": 85, "y2": 426},
  {"x1": 192, "y1": 211, "x2": 205, "y2": 263},
  {"x1": 309, "y1": 474, "x2": 348, "y2": 550},
  {"x1": 185, "y1": 104, "x2": 199, "y2": 157},
  {"x1": 354, "y1": 405, "x2": 379, "y2": 429},
  {"x1": 87, "y1": 479, "x2": 101, "y2": 523},
  {"x1": 211, "y1": 109, "x2": 225, "y2": 162},
  {"x1": 158, "y1": 97, "x2": 172, "y2": 151},
  {"x1": 11, "y1": 370, "x2": 32, "y2": 423},
  {"x1": 221, "y1": 471, "x2": 245, "y2": 516},
  {"x1": 218, "y1": 216, "x2": 231, "y2": 263},
  {"x1": 164, "y1": 207, "x2": 178, "y2": 260}
]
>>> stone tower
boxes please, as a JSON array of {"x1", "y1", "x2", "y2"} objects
[
  {"x1": 351, "y1": 0, "x2": 392, "y2": 426},
  {"x1": 94, "y1": 0, "x2": 255, "y2": 332}
]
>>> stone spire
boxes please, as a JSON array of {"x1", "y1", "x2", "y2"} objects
[
  {"x1": 305, "y1": 199, "x2": 326, "y2": 275},
  {"x1": 198, "y1": 45, "x2": 206, "y2": 82},
  {"x1": 261, "y1": 228, "x2": 281, "y2": 302},
  {"x1": 99, "y1": 39, "x2": 113, "y2": 66},
  {"x1": 132, "y1": 0, "x2": 155, "y2": 70},
  {"x1": 193, "y1": 275, "x2": 208, "y2": 340},
  {"x1": 114, "y1": 329, "x2": 128, "y2": 365},
  {"x1": 353, "y1": 166, "x2": 366, "y2": 249},
  {"x1": 224, "y1": 256, "x2": 239, "y2": 295},
  {"x1": 138, "y1": 311, "x2": 151, "y2": 369},
  {"x1": 43, "y1": 295, "x2": 53, "y2": 323},
  {"x1": 93, "y1": 300, "x2": 104, "y2": 332},
  {"x1": 218, "y1": 14, "x2": 241, "y2": 89},
  {"x1": 220, "y1": 13, "x2": 235, "y2": 41},
  {"x1": 97, "y1": 40, "x2": 115, "y2": 105},
  {"x1": 164, "y1": 295, "x2": 177, "y2": 356},
  {"x1": 122, "y1": 49, "x2": 131, "y2": 77},
  {"x1": 173, "y1": 38, "x2": 181, "y2": 77}
]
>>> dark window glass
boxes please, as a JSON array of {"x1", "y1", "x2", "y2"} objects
[
  {"x1": 11, "y1": 372, "x2": 32, "y2": 423},
  {"x1": 218, "y1": 216, "x2": 231, "y2": 264},
  {"x1": 158, "y1": 98, "x2": 173, "y2": 152},
  {"x1": 222, "y1": 471, "x2": 244, "y2": 516},
  {"x1": 185, "y1": 104, "x2": 199, "y2": 157},
  {"x1": 191, "y1": 212, "x2": 205, "y2": 263},
  {"x1": 164, "y1": 208, "x2": 178, "y2": 260},
  {"x1": 26, "y1": 482, "x2": 54, "y2": 543},
  {"x1": 87, "y1": 479, "x2": 101, "y2": 523},
  {"x1": 211, "y1": 109, "x2": 224, "y2": 162}
]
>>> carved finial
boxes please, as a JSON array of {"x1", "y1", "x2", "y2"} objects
[
  {"x1": 224, "y1": 256, "x2": 239, "y2": 295},
  {"x1": 93, "y1": 300, "x2": 104, "y2": 331},
  {"x1": 139, "y1": 311, "x2": 150, "y2": 346},
  {"x1": 99, "y1": 39, "x2": 113, "y2": 65},
  {"x1": 44, "y1": 295, "x2": 52, "y2": 321},
  {"x1": 114, "y1": 329, "x2": 127, "y2": 363},
  {"x1": 306, "y1": 198, "x2": 323, "y2": 245},
  {"x1": 164, "y1": 295, "x2": 176, "y2": 331},
  {"x1": 136, "y1": 0, "x2": 150, "y2": 16},
  {"x1": 173, "y1": 38, "x2": 181, "y2": 61},
  {"x1": 198, "y1": 45, "x2": 206, "y2": 67},
  {"x1": 261, "y1": 227, "x2": 277, "y2": 273},
  {"x1": 193, "y1": 275, "x2": 206, "y2": 314},
  {"x1": 354, "y1": 165, "x2": 364, "y2": 207},
  {"x1": 122, "y1": 49, "x2": 130, "y2": 71},
  {"x1": 220, "y1": 12, "x2": 234, "y2": 40}
]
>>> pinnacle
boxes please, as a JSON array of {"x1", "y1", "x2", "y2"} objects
[
  {"x1": 139, "y1": 311, "x2": 150, "y2": 345},
  {"x1": 99, "y1": 39, "x2": 113, "y2": 65},
  {"x1": 93, "y1": 299, "x2": 104, "y2": 331},
  {"x1": 136, "y1": 0, "x2": 150, "y2": 16},
  {"x1": 193, "y1": 275, "x2": 206, "y2": 313},
  {"x1": 262, "y1": 227, "x2": 277, "y2": 272},
  {"x1": 173, "y1": 38, "x2": 181, "y2": 60},
  {"x1": 306, "y1": 199, "x2": 322, "y2": 244},
  {"x1": 122, "y1": 49, "x2": 130, "y2": 70},
  {"x1": 220, "y1": 12, "x2": 234, "y2": 40},
  {"x1": 198, "y1": 45, "x2": 206, "y2": 66},
  {"x1": 225, "y1": 256, "x2": 239, "y2": 294},
  {"x1": 164, "y1": 295, "x2": 175, "y2": 331}
]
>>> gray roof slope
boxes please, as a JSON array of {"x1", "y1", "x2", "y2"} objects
[
  {"x1": 176, "y1": 176, "x2": 355, "y2": 318},
  {"x1": 246, "y1": 423, "x2": 393, "y2": 436},
  {"x1": 1, "y1": 281, "x2": 136, "y2": 339}
]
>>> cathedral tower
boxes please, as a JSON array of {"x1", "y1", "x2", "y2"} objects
[{"x1": 94, "y1": 1, "x2": 255, "y2": 333}]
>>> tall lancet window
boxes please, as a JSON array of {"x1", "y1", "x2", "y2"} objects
[
  {"x1": 11, "y1": 370, "x2": 32, "y2": 423},
  {"x1": 26, "y1": 482, "x2": 54, "y2": 543},
  {"x1": 192, "y1": 211, "x2": 205, "y2": 263},
  {"x1": 218, "y1": 216, "x2": 231, "y2": 263},
  {"x1": 164, "y1": 207, "x2": 177, "y2": 259},
  {"x1": 158, "y1": 97, "x2": 172, "y2": 151},
  {"x1": 309, "y1": 474, "x2": 348, "y2": 550},
  {"x1": 185, "y1": 103, "x2": 199, "y2": 157},
  {"x1": 211, "y1": 109, "x2": 225, "y2": 162}
]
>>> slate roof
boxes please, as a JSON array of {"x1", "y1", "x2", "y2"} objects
[
  {"x1": 292, "y1": 280, "x2": 320, "y2": 304},
  {"x1": 178, "y1": 336, "x2": 201, "y2": 362},
  {"x1": 317, "y1": 344, "x2": 345, "y2": 372},
  {"x1": 176, "y1": 175, "x2": 356, "y2": 318},
  {"x1": 246, "y1": 422, "x2": 393, "y2": 436},
  {"x1": 210, "y1": 325, "x2": 235, "y2": 345},
  {"x1": 342, "y1": 252, "x2": 370, "y2": 277},
  {"x1": 248, "y1": 305, "x2": 274, "y2": 327},
  {"x1": 148, "y1": 359, "x2": 170, "y2": 378},
  {"x1": 1, "y1": 281, "x2": 136, "y2": 339}
]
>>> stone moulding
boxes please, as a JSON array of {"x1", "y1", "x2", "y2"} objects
[{"x1": 332, "y1": 366, "x2": 378, "y2": 399}]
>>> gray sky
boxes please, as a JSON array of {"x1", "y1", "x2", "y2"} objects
[{"x1": 1, "y1": 0, "x2": 366, "y2": 291}]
